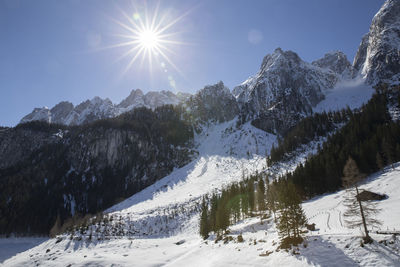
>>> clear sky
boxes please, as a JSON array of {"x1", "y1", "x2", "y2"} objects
[{"x1": 0, "y1": 0, "x2": 383, "y2": 126}]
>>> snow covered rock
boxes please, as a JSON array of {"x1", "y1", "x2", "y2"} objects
[
  {"x1": 312, "y1": 51, "x2": 353, "y2": 79},
  {"x1": 187, "y1": 81, "x2": 239, "y2": 124},
  {"x1": 117, "y1": 89, "x2": 190, "y2": 112},
  {"x1": 49, "y1": 101, "x2": 75, "y2": 124},
  {"x1": 354, "y1": 0, "x2": 400, "y2": 85},
  {"x1": 353, "y1": 33, "x2": 370, "y2": 76},
  {"x1": 20, "y1": 107, "x2": 51, "y2": 124},
  {"x1": 117, "y1": 89, "x2": 146, "y2": 111},
  {"x1": 20, "y1": 90, "x2": 191, "y2": 126},
  {"x1": 233, "y1": 48, "x2": 338, "y2": 134}
]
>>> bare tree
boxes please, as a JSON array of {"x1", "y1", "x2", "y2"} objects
[{"x1": 342, "y1": 157, "x2": 381, "y2": 243}]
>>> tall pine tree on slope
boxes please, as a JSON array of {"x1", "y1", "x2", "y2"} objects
[
  {"x1": 199, "y1": 196, "x2": 210, "y2": 240},
  {"x1": 276, "y1": 181, "x2": 307, "y2": 248}
]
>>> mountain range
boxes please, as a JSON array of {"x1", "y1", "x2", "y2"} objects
[
  {"x1": 20, "y1": 90, "x2": 191, "y2": 126},
  {"x1": 19, "y1": 0, "x2": 400, "y2": 135},
  {"x1": 1, "y1": 1, "x2": 400, "y2": 265}
]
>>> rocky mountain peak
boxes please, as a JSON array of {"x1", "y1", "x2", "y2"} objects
[
  {"x1": 312, "y1": 51, "x2": 353, "y2": 79},
  {"x1": 199, "y1": 81, "x2": 231, "y2": 97},
  {"x1": 260, "y1": 48, "x2": 302, "y2": 72},
  {"x1": 118, "y1": 89, "x2": 145, "y2": 109},
  {"x1": 20, "y1": 107, "x2": 51, "y2": 124},
  {"x1": 187, "y1": 81, "x2": 239, "y2": 124},
  {"x1": 20, "y1": 89, "x2": 191, "y2": 126},
  {"x1": 233, "y1": 48, "x2": 340, "y2": 134},
  {"x1": 354, "y1": 0, "x2": 400, "y2": 84}
]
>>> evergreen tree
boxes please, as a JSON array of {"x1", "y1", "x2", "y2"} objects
[
  {"x1": 209, "y1": 193, "x2": 218, "y2": 232},
  {"x1": 376, "y1": 152, "x2": 384, "y2": 171},
  {"x1": 257, "y1": 177, "x2": 266, "y2": 212},
  {"x1": 267, "y1": 179, "x2": 278, "y2": 222},
  {"x1": 199, "y1": 196, "x2": 210, "y2": 239},
  {"x1": 240, "y1": 182, "x2": 249, "y2": 217},
  {"x1": 276, "y1": 181, "x2": 307, "y2": 246},
  {"x1": 215, "y1": 193, "x2": 229, "y2": 233},
  {"x1": 247, "y1": 179, "x2": 255, "y2": 214},
  {"x1": 382, "y1": 140, "x2": 395, "y2": 169}
]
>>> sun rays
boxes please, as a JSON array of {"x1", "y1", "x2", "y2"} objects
[{"x1": 106, "y1": 1, "x2": 193, "y2": 84}]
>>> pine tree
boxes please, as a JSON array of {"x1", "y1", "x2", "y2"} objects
[
  {"x1": 199, "y1": 196, "x2": 210, "y2": 239},
  {"x1": 215, "y1": 194, "x2": 229, "y2": 233},
  {"x1": 382, "y1": 140, "x2": 395, "y2": 169},
  {"x1": 376, "y1": 152, "x2": 384, "y2": 171},
  {"x1": 257, "y1": 177, "x2": 266, "y2": 212},
  {"x1": 342, "y1": 157, "x2": 381, "y2": 243},
  {"x1": 266, "y1": 180, "x2": 277, "y2": 222},
  {"x1": 209, "y1": 193, "x2": 218, "y2": 232},
  {"x1": 248, "y1": 179, "x2": 255, "y2": 214},
  {"x1": 276, "y1": 181, "x2": 307, "y2": 247},
  {"x1": 240, "y1": 182, "x2": 249, "y2": 217}
]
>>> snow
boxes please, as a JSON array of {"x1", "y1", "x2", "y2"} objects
[
  {"x1": 108, "y1": 119, "x2": 276, "y2": 215},
  {"x1": 20, "y1": 90, "x2": 190, "y2": 126},
  {"x1": 0, "y1": 238, "x2": 48, "y2": 264},
  {"x1": 2, "y1": 120, "x2": 400, "y2": 266},
  {"x1": 313, "y1": 78, "x2": 374, "y2": 113}
]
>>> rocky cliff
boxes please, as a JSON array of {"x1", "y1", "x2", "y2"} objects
[
  {"x1": 0, "y1": 106, "x2": 195, "y2": 234},
  {"x1": 353, "y1": 0, "x2": 400, "y2": 85}
]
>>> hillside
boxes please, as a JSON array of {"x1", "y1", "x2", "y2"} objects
[{"x1": 2, "y1": 161, "x2": 399, "y2": 266}]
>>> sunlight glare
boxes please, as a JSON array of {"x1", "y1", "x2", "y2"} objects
[
  {"x1": 138, "y1": 30, "x2": 160, "y2": 50},
  {"x1": 106, "y1": 2, "x2": 196, "y2": 83}
]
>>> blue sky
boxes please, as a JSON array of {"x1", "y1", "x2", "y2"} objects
[{"x1": 0, "y1": 0, "x2": 383, "y2": 126}]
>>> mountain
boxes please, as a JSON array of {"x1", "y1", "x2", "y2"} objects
[
  {"x1": 186, "y1": 81, "x2": 239, "y2": 124},
  {"x1": 353, "y1": 0, "x2": 400, "y2": 85},
  {"x1": 233, "y1": 48, "x2": 347, "y2": 135},
  {"x1": 117, "y1": 89, "x2": 191, "y2": 113},
  {"x1": 311, "y1": 51, "x2": 353, "y2": 80},
  {"x1": 20, "y1": 90, "x2": 191, "y2": 126},
  {"x1": 0, "y1": 106, "x2": 195, "y2": 234}
]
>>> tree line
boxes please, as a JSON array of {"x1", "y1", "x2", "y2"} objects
[
  {"x1": 269, "y1": 109, "x2": 350, "y2": 164},
  {"x1": 0, "y1": 105, "x2": 194, "y2": 235},
  {"x1": 278, "y1": 85, "x2": 400, "y2": 198},
  {"x1": 199, "y1": 171, "x2": 307, "y2": 247}
]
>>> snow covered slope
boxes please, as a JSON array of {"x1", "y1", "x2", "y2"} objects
[
  {"x1": 3, "y1": 124, "x2": 400, "y2": 266},
  {"x1": 0, "y1": 119, "x2": 277, "y2": 265},
  {"x1": 313, "y1": 78, "x2": 375, "y2": 113}
]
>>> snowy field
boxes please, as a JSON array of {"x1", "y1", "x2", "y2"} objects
[
  {"x1": 0, "y1": 238, "x2": 48, "y2": 264},
  {"x1": 2, "y1": 163, "x2": 400, "y2": 266}
]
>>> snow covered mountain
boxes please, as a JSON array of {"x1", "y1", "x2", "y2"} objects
[
  {"x1": 186, "y1": 81, "x2": 239, "y2": 124},
  {"x1": 233, "y1": 48, "x2": 348, "y2": 134},
  {"x1": 20, "y1": 90, "x2": 191, "y2": 126},
  {"x1": 117, "y1": 89, "x2": 190, "y2": 113},
  {"x1": 3, "y1": 1, "x2": 400, "y2": 266},
  {"x1": 3, "y1": 130, "x2": 400, "y2": 266},
  {"x1": 312, "y1": 51, "x2": 354, "y2": 80},
  {"x1": 353, "y1": 0, "x2": 400, "y2": 85}
]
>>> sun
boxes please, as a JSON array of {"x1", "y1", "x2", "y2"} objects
[
  {"x1": 138, "y1": 30, "x2": 160, "y2": 50},
  {"x1": 106, "y1": 2, "x2": 192, "y2": 78}
]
